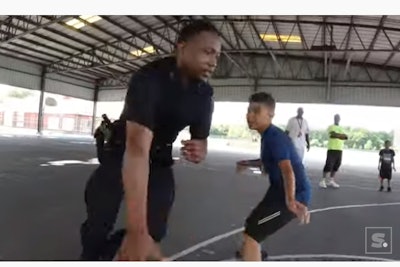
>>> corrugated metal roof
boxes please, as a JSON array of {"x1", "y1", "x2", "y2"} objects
[{"x1": 0, "y1": 15, "x2": 399, "y2": 85}]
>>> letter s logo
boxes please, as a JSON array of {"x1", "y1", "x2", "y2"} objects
[{"x1": 371, "y1": 233, "x2": 385, "y2": 248}]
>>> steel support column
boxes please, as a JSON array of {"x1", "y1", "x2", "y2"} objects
[
  {"x1": 326, "y1": 54, "x2": 332, "y2": 102},
  {"x1": 254, "y1": 77, "x2": 259, "y2": 93},
  {"x1": 37, "y1": 67, "x2": 46, "y2": 135},
  {"x1": 91, "y1": 84, "x2": 99, "y2": 135}
]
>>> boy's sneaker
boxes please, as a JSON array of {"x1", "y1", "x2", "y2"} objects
[
  {"x1": 319, "y1": 180, "x2": 327, "y2": 188},
  {"x1": 379, "y1": 186, "x2": 384, "y2": 191},
  {"x1": 387, "y1": 187, "x2": 392, "y2": 192},
  {"x1": 327, "y1": 180, "x2": 340, "y2": 188}
]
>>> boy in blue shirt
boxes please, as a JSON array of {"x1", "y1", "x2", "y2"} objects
[{"x1": 237, "y1": 92, "x2": 312, "y2": 261}]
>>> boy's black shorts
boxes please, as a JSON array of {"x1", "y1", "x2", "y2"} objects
[
  {"x1": 380, "y1": 167, "x2": 392, "y2": 180},
  {"x1": 244, "y1": 195, "x2": 296, "y2": 243}
]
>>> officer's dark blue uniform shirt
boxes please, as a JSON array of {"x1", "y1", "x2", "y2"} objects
[
  {"x1": 261, "y1": 124, "x2": 311, "y2": 205},
  {"x1": 120, "y1": 56, "x2": 214, "y2": 166}
]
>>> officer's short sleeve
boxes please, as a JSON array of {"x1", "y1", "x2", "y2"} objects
[
  {"x1": 122, "y1": 72, "x2": 159, "y2": 131},
  {"x1": 190, "y1": 97, "x2": 214, "y2": 140}
]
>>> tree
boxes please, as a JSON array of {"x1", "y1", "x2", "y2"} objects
[
  {"x1": 364, "y1": 140, "x2": 373, "y2": 150},
  {"x1": 227, "y1": 125, "x2": 253, "y2": 139},
  {"x1": 210, "y1": 124, "x2": 394, "y2": 151},
  {"x1": 309, "y1": 127, "x2": 393, "y2": 151},
  {"x1": 210, "y1": 124, "x2": 254, "y2": 139},
  {"x1": 210, "y1": 124, "x2": 229, "y2": 136},
  {"x1": 7, "y1": 89, "x2": 33, "y2": 99}
]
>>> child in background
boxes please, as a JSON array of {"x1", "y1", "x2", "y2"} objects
[{"x1": 378, "y1": 140, "x2": 396, "y2": 192}]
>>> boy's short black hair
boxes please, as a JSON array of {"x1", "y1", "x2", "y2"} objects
[
  {"x1": 177, "y1": 20, "x2": 220, "y2": 43},
  {"x1": 249, "y1": 92, "x2": 276, "y2": 110},
  {"x1": 385, "y1": 140, "x2": 391, "y2": 145}
]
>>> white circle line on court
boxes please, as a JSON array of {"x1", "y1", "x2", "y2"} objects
[
  {"x1": 225, "y1": 254, "x2": 396, "y2": 261},
  {"x1": 169, "y1": 202, "x2": 400, "y2": 261}
]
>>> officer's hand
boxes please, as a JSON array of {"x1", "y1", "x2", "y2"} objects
[
  {"x1": 115, "y1": 230, "x2": 158, "y2": 261},
  {"x1": 181, "y1": 139, "x2": 207, "y2": 163}
]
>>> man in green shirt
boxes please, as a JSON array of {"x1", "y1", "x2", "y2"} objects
[{"x1": 320, "y1": 114, "x2": 348, "y2": 188}]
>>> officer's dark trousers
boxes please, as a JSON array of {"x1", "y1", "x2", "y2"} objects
[
  {"x1": 80, "y1": 161, "x2": 175, "y2": 261},
  {"x1": 96, "y1": 145, "x2": 104, "y2": 165}
]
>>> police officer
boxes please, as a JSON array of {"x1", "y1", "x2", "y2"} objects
[
  {"x1": 93, "y1": 114, "x2": 113, "y2": 164},
  {"x1": 80, "y1": 117, "x2": 126, "y2": 261},
  {"x1": 80, "y1": 20, "x2": 222, "y2": 261}
]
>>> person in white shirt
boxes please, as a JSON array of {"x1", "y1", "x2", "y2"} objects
[{"x1": 285, "y1": 107, "x2": 310, "y2": 162}]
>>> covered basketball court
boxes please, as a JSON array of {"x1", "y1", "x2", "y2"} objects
[{"x1": 0, "y1": 15, "x2": 399, "y2": 261}]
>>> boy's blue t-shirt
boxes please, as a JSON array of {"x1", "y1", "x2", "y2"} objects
[{"x1": 261, "y1": 124, "x2": 312, "y2": 205}]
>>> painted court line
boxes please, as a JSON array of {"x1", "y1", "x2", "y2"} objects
[
  {"x1": 340, "y1": 184, "x2": 396, "y2": 192},
  {"x1": 169, "y1": 202, "x2": 400, "y2": 261},
  {"x1": 226, "y1": 254, "x2": 395, "y2": 261}
]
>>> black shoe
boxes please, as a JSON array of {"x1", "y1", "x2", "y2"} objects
[
  {"x1": 79, "y1": 253, "x2": 101, "y2": 261},
  {"x1": 379, "y1": 186, "x2": 384, "y2": 191},
  {"x1": 387, "y1": 187, "x2": 392, "y2": 192},
  {"x1": 235, "y1": 250, "x2": 241, "y2": 259},
  {"x1": 261, "y1": 250, "x2": 269, "y2": 261}
]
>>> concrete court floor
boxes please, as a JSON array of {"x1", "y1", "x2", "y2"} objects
[{"x1": 0, "y1": 135, "x2": 399, "y2": 261}]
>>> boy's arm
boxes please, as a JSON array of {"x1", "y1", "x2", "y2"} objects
[
  {"x1": 272, "y1": 139, "x2": 310, "y2": 224},
  {"x1": 279, "y1": 159, "x2": 310, "y2": 225},
  {"x1": 270, "y1": 139, "x2": 296, "y2": 204},
  {"x1": 392, "y1": 151, "x2": 396, "y2": 171},
  {"x1": 278, "y1": 160, "x2": 296, "y2": 204},
  {"x1": 378, "y1": 151, "x2": 382, "y2": 170}
]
